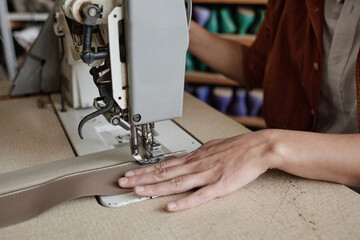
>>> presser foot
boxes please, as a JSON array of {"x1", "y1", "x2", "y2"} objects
[{"x1": 132, "y1": 150, "x2": 187, "y2": 165}]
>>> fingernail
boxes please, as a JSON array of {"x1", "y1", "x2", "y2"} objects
[
  {"x1": 135, "y1": 186, "x2": 145, "y2": 192},
  {"x1": 125, "y1": 171, "x2": 134, "y2": 177},
  {"x1": 167, "y1": 202, "x2": 176, "y2": 210},
  {"x1": 119, "y1": 177, "x2": 128, "y2": 185}
]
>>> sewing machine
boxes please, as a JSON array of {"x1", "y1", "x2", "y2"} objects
[
  {"x1": 53, "y1": 0, "x2": 192, "y2": 165},
  {"x1": 48, "y1": 0, "x2": 198, "y2": 207},
  {"x1": 10, "y1": 0, "x2": 196, "y2": 207}
]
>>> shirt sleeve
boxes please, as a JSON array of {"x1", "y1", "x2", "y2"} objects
[{"x1": 242, "y1": 0, "x2": 279, "y2": 90}]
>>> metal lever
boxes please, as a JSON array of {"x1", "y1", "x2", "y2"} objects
[
  {"x1": 81, "y1": 4, "x2": 108, "y2": 64},
  {"x1": 78, "y1": 67, "x2": 114, "y2": 139},
  {"x1": 78, "y1": 97, "x2": 114, "y2": 139}
]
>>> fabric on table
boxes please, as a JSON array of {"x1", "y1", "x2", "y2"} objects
[
  {"x1": 0, "y1": 147, "x2": 157, "y2": 228},
  {"x1": 1, "y1": 94, "x2": 360, "y2": 239}
]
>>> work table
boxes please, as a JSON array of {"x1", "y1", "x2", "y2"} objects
[{"x1": 0, "y1": 93, "x2": 359, "y2": 239}]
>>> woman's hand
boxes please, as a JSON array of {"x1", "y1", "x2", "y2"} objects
[
  {"x1": 119, "y1": 128, "x2": 360, "y2": 212},
  {"x1": 118, "y1": 130, "x2": 281, "y2": 212}
]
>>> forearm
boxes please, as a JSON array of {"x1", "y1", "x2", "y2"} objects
[
  {"x1": 189, "y1": 22, "x2": 246, "y2": 85},
  {"x1": 268, "y1": 130, "x2": 360, "y2": 187},
  {"x1": 118, "y1": 128, "x2": 360, "y2": 211}
]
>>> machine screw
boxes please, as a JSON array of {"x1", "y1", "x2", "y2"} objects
[
  {"x1": 112, "y1": 118, "x2": 120, "y2": 125},
  {"x1": 88, "y1": 7, "x2": 98, "y2": 17},
  {"x1": 133, "y1": 114, "x2": 141, "y2": 122}
]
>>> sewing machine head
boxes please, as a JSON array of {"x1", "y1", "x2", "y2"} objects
[{"x1": 57, "y1": 0, "x2": 191, "y2": 164}]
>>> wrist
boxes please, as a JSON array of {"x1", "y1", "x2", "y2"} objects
[{"x1": 260, "y1": 129, "x2": 290, "y2": 171}]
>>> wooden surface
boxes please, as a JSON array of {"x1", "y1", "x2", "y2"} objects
[
  {"x1": 0, "y1": 80, "x2": 13, "y2": 98},
  {"x1": 0, "y1": 96, "x2": 75, "y2": 174},
  {"x1": 230, "y1": 115, "x2": 267, "y2": 128},
  {"x1": 1, "y1": 94, "x2": 360, "y2": 239},
  {"x1": 186, "y1": 71, "x2": 240, "y2": 86},
  {"x1": 175, "y1": 93, "x2": 250, "y2": 142},
  {"x1": 219, "y1": 34, "x2": 256, "y2": 47}
]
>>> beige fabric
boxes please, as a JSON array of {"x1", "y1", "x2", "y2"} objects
[
  {"x1": 0, "y1": 147, "x2": 132, "y2": 196},
  {"x1": 0, "y1": 149, "x2": 132, "y2": 227},
  {"x1": 0, "y1": 80, "x2": 12, "y2": 97},
  {"x1": 0, "y1": 94, "x2": 360, "y2": 239},
  {"x1": 0, "y1": 146, "x2": 182, "y2": 227}
]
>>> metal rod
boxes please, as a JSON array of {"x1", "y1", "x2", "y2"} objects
[
  {"x1": 141, "y1": 124, "x2": 148, "y2": 143},
  {"x1": 117, "y1": 118, "x2": 131, "y2": 131},
  {"x1": 59, "y1": 36, "x2": 66, "y2": 112},
  {"x1": 131, "y1": 126, "x2": 139, "y2": 155},
  {"x1": 0, "y1": 0, "x2": 16, "y2": 79},
  {"x1": 83, "y1": 25, "x2": 93, "y2": 52},
  {"x1": 149, "y1": 123, "x2": 155, "y2": 144}
]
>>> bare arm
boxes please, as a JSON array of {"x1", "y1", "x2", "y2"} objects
[
  {"x1": 188, "y1": 21, "x2": 247, "y2": 85},
  {"x1": 270, "y1": 130, "x2": 360, "y2": 187},
  {"x1": 118, "y1": 129, "x2": 360, "y2": 212}
]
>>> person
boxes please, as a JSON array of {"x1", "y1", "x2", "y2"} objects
[{"x1": 118, "y1": 0, "x2": 360, "y2": 212}]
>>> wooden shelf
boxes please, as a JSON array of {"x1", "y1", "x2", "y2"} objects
[
  {"x1": 186, "y1": 71, "x2": 239, "y2": 86},
  {"x1": 191, "y1": 0, "x2": 267, "y2": 4},
  {"x1": 185, "y1": 35, "x2": 255, "y2": 86},
  {"x1": 187, "y1": 0, "x2": 266, "y2": 129},
  {"x1": 219, "y1": 34, "x2": 256, "y2": 46},
  {"x1": 229, "y1": 115, "x2": 266, "y2": 128}
]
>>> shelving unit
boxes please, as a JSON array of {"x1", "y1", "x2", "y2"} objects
[
  {"x1": 185, "y1": 0, "x2": 266, "y2": 128},
  {"x1": 185, "y1": 34, "x2": 256, "y2": 85},
  {"x1": 186, "y1": 71, "x2": 239, "y2": 86},
  {"x1": 0, "y1": 0, "x2": 49, "y2": 80},
  {"x1": 185, "y1": 34, "x2": 255, "y2": 85},
  {"x1": 219, "y1": 34, "x2": 255, "y2": 46}
]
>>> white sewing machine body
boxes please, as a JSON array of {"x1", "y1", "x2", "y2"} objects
[
  {"x1": 54, "y1": 0, "x2": 191, "y2": 165},
  {"x1": 58, "y1": 0, "x2": 189, "y2": 115}
]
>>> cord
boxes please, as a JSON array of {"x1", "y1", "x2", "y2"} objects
[
  {"x1": 58, "y1": 35, "x2": 66, "y2": 112},
  {"x1": 187, "y1": 0, "x2": 192, "y2": 29}
]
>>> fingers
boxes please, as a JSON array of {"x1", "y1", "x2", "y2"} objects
[
  {"x1": 132, "y1": 171, "x2": 215, "y2": 197},
  {"x1": 119, "y1": 161, "x2": 198, "y2": 187},
  {"x1": 123, "y1": 140, "x2": 227, "y2": 178},
  {"x1": 124, "y1": 155, "x2": 190, "y2": 177},
  {"x1": 165, "y1": 183, "x2": 223, "y2": 212},
  {"x1": 123, "y1": 140, "x2": 225, "y2": 178}
]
